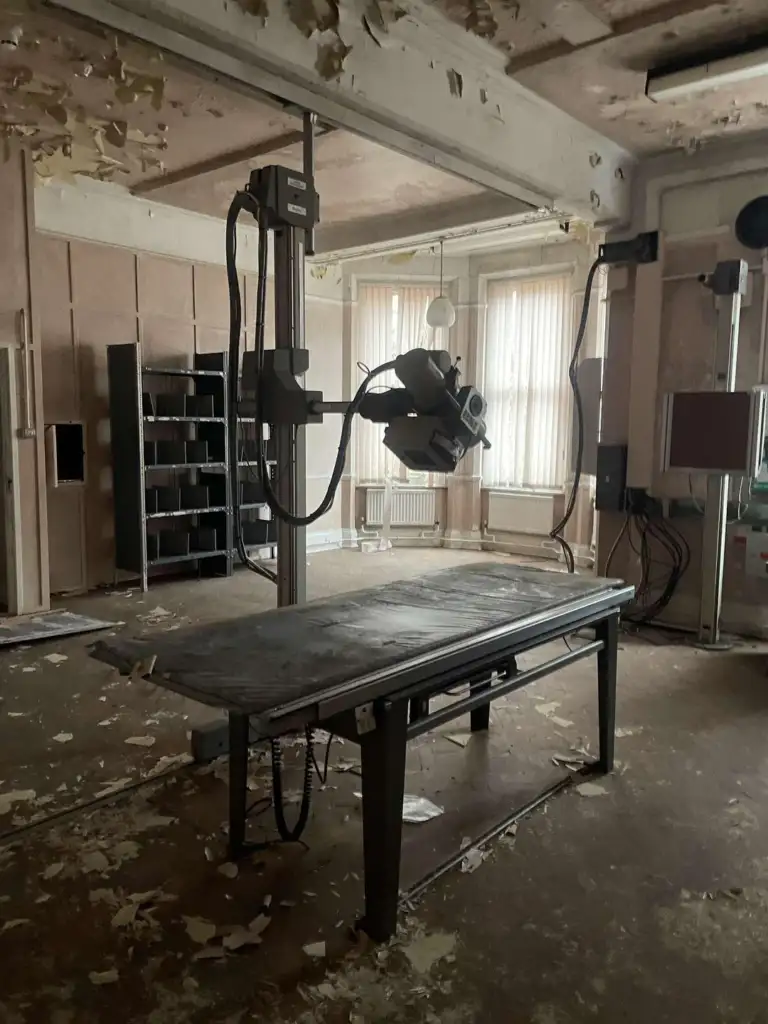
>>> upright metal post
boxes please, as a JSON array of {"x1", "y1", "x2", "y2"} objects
[
  {"x1": 273, "y1": 225, "x2": 307, "y2": 608},
  {"x1": 698, "y1": 260, "x2": 748, "y2": 647},
  {"x1": 273, "y1": 112, "x2": 315, "y2": 608}
]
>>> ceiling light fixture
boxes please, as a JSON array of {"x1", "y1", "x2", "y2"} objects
[
  {"x1": 647, "y1": 44, "x2": 768, "y2": 102},
  {"x1": 426, "y1": 239, "x2": 456, "y2": 329}
]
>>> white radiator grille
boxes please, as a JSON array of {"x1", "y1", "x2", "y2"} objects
[
  {"x1": 365, "y1": 488, "x2": 437, "y2": 527},
  {"x1": 486, "y1": 491, "x2": 555, "y2": 535}
]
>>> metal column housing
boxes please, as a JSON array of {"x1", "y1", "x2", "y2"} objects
[
  {"x1": 698, "y1": 260, "x2": 748, "y2": 646},
  {"x1": 273, "y1": 224, "x2": 307, "y2": 608}
]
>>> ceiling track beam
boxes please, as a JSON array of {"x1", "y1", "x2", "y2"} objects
[
  {"x1": 132, "y1": 125, "x2": 336, "y2": 194},
  {"x1": 506, "y1": 0, "x2": 729, "y2": 75},
  {"x1": 42, "y1": 0, "x2": 551, "y2": 207}
]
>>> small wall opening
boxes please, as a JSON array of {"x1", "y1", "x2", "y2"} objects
[{"x1": 47, "y1": 423, "x2": 85, "y2": 485}]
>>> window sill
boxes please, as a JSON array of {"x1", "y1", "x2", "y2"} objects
[{"x1": 483, "y1": 486, "x2": 564, "y2": 497}]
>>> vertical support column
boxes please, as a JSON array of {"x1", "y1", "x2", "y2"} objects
[
  {"x1": 698, "y1": 261, "x2": 747, "y2": 647},
  {"x1": 228, "y1": 711, "x2": 250, "y2": 857},
  {"x1": 596, "y1": 615, "x2": 618, "y2": 773},
  {"x1": 469, "y1": 676, "x2": 491, "y2": 732},
  {"x1": 359, "y1": 700, "x2": 408, "y2": 942},
  {"x1": 273, "y1": 225, "x2": 307, "y2": 608}
]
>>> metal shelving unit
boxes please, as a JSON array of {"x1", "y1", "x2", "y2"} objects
[{"x1": 107, "y1": 344, "x2": 234, "y2": 591}]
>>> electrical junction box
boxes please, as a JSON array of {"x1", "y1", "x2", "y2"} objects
[{"x1": 595, "y1": 444, "x2": 627, "y2": 511}]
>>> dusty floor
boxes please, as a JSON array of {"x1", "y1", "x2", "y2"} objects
[{"x1": 1, "y1": 548, "x2": 768, "y2": 1023}]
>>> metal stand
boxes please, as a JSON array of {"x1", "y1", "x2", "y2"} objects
[
  {"x1": 273, "y1": 222, "x2": 307, "y2": 608},
  {"x1": 596, "y1": 615, "x2": 617, "y2": 772},
  {"x1": 697, "y1": 260, "x2": 748, "y2": 648}
]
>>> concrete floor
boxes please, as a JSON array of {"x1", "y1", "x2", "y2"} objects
[{"x1": 1, "y1": 549, "x2": 768, "y2": 1023}]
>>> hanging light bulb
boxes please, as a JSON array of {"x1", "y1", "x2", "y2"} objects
[{"x1": 426, "y1": 239, "x2": 456, "y2": 329}]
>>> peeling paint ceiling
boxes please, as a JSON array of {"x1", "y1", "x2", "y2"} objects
[
  {"x1": 0, "y1": 2, "x2": 485, "y2": 227},
  {"x1": 438, "y1": 0, "x2": 768, "y2": 154},
  {"x1": 143, "y1": 132, "x2": 486, "y2": 226}
]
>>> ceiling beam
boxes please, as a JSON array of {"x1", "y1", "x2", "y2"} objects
[
  {"x1": 505, "y1": 0, "x2": 727, "y2": 75},
  {"x1": 314, "y1": 193, "x2": 535, "y2": 257},
  {"x1": 133, "y1": 126, "x2": 336, "y2": 194}
]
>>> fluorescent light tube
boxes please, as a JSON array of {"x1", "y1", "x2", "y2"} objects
[{"x1": 647, "y1": 45, "x2": 768, "y2": 101}]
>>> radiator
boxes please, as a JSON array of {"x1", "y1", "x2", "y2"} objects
[
  {"x1": 486, "y1": 491, "x2": 555, "y2": 535},
  {"x1": 365, "y1": 487, "x2": 437, "y2": 527}
]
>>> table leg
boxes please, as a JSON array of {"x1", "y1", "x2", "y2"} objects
[
  {"x1": 228, "y1": 711, "x2": 250, "y2": 858},
  {"x1": 410, "y1": 697, "x2": 429, "y2": 723},
  {"x1": 470, "y1": 677, "x2": 491, "y2": 732},
  {"x1": 359, "y1": 699, "x2": 409, "y2": 942},
  {"x1": 596, "y1": 615, "x2": 618, "y2": 773}
]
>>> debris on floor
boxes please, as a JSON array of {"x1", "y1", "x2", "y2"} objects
[
  {"x1": 88, "y1": 968, "x2": 119, "y2": 986},
  {"x1": 402, "y1": 930, "x2": 457, "y2": 974},
  {"x1": 459, "y1": 838, "x2": 487, "y2": 874},
  {"x1": 575, "y1": 781, "x2": 609, "y2": 798},
  {"x1": 0, "y1": 790, "x2": 36, "y2": 816},
  {"x1": 402, "y1": 796, "x2": 444, "y2": 823},
  {"x1": 534, "y1": 701, "x2": 574, "y2": 729},
  {"x1": 446, "y1": 732, "x2": 472, "y2": 748},
  {"x1": 303, "y1": 941, "x2": 327, "y2": 958},
  {"x1": 124, "y1": 735, "x2": 156, "y2": 748}
]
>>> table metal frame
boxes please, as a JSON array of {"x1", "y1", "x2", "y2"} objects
[{"x1": 225, "y1": 592, "x2": 625, "y2": 942}]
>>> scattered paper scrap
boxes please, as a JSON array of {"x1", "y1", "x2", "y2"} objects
[
  {"x1": 193, "y1": 946, "x2": 227, "y2": 961},
  {"x1": 459, "y1": 837, "x2": 487, "y2": 874},
  {"x1": 402, "y1": 931, "x2": 457, "y2": 974},
  {"x1": 81, "y1": 850, "x2": 110, "y2": 874},
  {"x1": 535, "y1": 702, "x2": 561, "y2": 717},
  {"x1": 354, "y1": 793, "x2": 444, "y2": 823},
  {"x1": 575, "y1": 781, "x2": 609, "y2": 798},
  {"x1": 41, "y1": 862, "x2": 65, "y2": 880},
  {"x1": 111, "y1": 903, "x2": 139, "y2": 928},
  {"x1": 43, "y1": 653, "x2": 68, "y2": 665},
  {"x1": 94, "y1": 778, "x2": 132, "y2": 799},
  {"x1": 0, "y1": 789, "x2": 36, "y2": 815},
  {"x1": 125, "y1": 735, "x2": 156, "y2": 748},
  {"x1": 1, "y1": 919, "x2": 30, "y2": 933},
  {"x1": 218, "y1": 862, "x2": 239, "y2": 880},
  {"x1": 21, "y1": 667, "x2": 37, "y2": 673},
  {"x1": 151, "y1": 752, "x2": 192, "y2": 773},
  {"x1": 52, "y1": 733, "x2": 74, "y2": 744},
  {"x1": 550, "y1": 716, "x2": 574, "y2": 729},
  {"x1": 615, "y1": 727, "x2": 641, "y2": 739},
  {"x1": 35, "y1": 893, "x2": 52, "y2": 904},
  {"x1": 184, "y1": 916, "x2": 217, "y2": 945},
  {"x1": 402, "y1": 795, "x2": 444, "y2": 824},
  {"x1": 249, "y1": 913, "x2": 271, "y2": 936},
  {"x1": 446, "y1": 732, "x2": 472, "y2": 749},
  {"x1": 303, "y1": 941, "x2": 326, "y2": 958},
  {"x1": 89, "y1": 969, "x2": 119, "y2": 986}
]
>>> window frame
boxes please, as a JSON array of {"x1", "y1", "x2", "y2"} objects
[{"x1": 476, "y1": 263, "x2": 576, "y2": 494}]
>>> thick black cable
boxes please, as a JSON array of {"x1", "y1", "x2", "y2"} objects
[
  {"x1": 269, "y1": 729, "x2": 314, "y2": 843},
  {"x1": 550, "y1": 257, "x2": 604, "y2": 572},
  {"x1": 243, "y1": 191, "x2": 396, "y2": 527},
  {"x1": 309, "y1": 731, "x2": 335, "y2": 786},
  {"x1": 226, "y1": 193, "x2": 277, "y2": 582}
]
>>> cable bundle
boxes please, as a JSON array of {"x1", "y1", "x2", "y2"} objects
[{"x1": 607, "y1": 512, "x2": 691, "y2": 624}]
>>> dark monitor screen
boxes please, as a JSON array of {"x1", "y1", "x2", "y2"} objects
[{"x1": 664, "y1": 391, "x2": 758, "y2": 473}]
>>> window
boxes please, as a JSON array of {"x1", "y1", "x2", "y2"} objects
[
  {"x1": 355, "y1": 283, "x2": 448, "y2": 484},
  {"x1": 482, "y1": 273, "x2": 571, "y2": 490}
]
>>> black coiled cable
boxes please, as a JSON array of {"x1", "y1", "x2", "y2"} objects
[{"x1": 269, "y1": 727, "x2": 315, "y2": 843}]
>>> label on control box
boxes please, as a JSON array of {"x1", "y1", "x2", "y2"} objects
[
  {"x1": 287, "y1": 176, "x2": 307, "y2": 191},
  {"x1": 287, "y1": 203, "x2": 307, "y2": 217}
]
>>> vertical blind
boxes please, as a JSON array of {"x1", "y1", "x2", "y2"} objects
[
  {"x1": 355, "y1": 283, "x2": 447, "y2": 484},
  {"x1": 482, "y1": 274, "x2": 571, "y2": 490}
]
